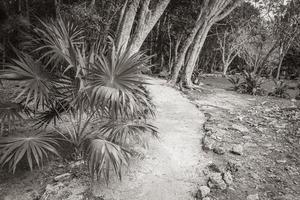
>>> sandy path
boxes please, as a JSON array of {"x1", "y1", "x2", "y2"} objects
[{"x1": 94, "y1": 78, "x2": 210, "y2": 200}]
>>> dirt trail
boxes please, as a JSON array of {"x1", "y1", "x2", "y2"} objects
[{"x1": 94, "y1": 78, "x2": 210, "y2": 200}]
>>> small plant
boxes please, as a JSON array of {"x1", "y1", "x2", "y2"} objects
[
  {"x1": 269, "y1": 80, "x2": 290, "y2": 98},
  {"x1": 227, "y1": 76, "x2": 240, "y2": 91}
]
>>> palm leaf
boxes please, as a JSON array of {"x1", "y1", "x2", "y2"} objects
[
  {"x1": 0, "y1": 51, "x2": 55, "y2": 108},
  {"x1": 86, "y1": 46, "x2": 152, "y2": 118},
  {"x1": 55, "y1": 112, "x2": 95, "y2": 156},
  {"x1": 33, "y1": 18, "x2": 84, "y2": 73},
  {"x1": 101, "y1": 120, "x2": 158, "y2": 146},
  {"x1": 86, "y1": 138, "x2": 130, "y2": 183},
  {"x1": 0, "y1": 132, "x2": 59, "y2": 173},
  {"x1": 34, "y1": 100, "x2": 71, "y2": 128}
]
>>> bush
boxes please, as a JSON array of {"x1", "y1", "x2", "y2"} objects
[
  {"x1": 0, "y1": 18, "x2": 156, "y2": 182},
  {"x1": 268, "y1": 80, "x2": 290, "y2": 98},
  {"x1": 228, "y1": 69, "x2": 265, "y2": 95}
]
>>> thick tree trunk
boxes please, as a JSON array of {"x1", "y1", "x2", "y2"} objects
[
  {"x1": 169, "y1": 8, "x2": 207, "y2": 84},
  {"x1": 223, "y1": 63, "x2": 229, "y2": 75},
  {"x1": 178, "y1": 0, "x2": 240, "y2": 88},
  {"x1": 116, "y1": 0, "x2": 140, "y2": 53},
  {"x1": 128, "y1": 0, "x2": 170, "y2": 55},
  {"x1": 181, "y1": 23, "x2": 212, "y2": 87},
  {"x1": 116, "y1": 0, "x2": 170, "y2": 55}
]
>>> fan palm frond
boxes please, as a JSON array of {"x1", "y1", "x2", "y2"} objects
[
  {"x1": 86, "y1": 138, "x2": 130, "y2": 183},
  {"x1": 34, "y1": 100, "x2": 71, "y2": 128},
  {"x1": 33, "y1": 18, "x2": 84, "y2": 72},
  {"x1": 0, "y1": 51, "x2": 55, "y2": 108},
  {"x1": 0, "y1": 132, "x2": 59, "y2": 173},
  {"x1": 54, "y1": 112, "x2": 96, "y2": 159},
  {"x1": 101, "y1": 120, "x2": 158, "y2": 146},
  {"x1": 86, "y1": 46, "x2": 152, "y2": 118}
]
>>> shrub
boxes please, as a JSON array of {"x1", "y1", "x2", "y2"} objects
[
  {"x1": 268, "y1": 80, "x2": 290, "y2": 98},
  {"x1": 228, "y1": 69, "x2": 265, "y2": 95},
  {"x1": 0, "y1": 18, "x2": 156, "y2": 182}
]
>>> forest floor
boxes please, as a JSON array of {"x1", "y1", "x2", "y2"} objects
[{"x1": 0, "y1": 77, "x2": 299, "y2": 200}]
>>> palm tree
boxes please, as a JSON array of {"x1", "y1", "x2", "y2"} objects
[{"x1": 0, "y1": 17, "x2": 156, "y2": 181}]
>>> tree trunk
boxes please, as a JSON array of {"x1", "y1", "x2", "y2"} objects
[
  {"x1": 276, "y1": 56, "x2": 284, "y2": 80},
  {"x1": 179, "y1": 0, "x2": 240, "y2": 88},
  {"x1": 128, "y1": 0, "x2": 170, "y2": 55},
  {"x1": 223, "y1": 63, "x2": 229, "y2": 75},
  {"x1": 181, "y1": 23, "x2": 212, "y2": 87},
  {"x1": 169, "y1": 8, "x2": 207, "y2": 84},
  {"x1": 116, "y1": 0, "x2": 140, "y2": 53},
  {"x1": 116, "y1": 0, "x2": 170, "y2": 55},
  {"x1": 170, "y1": 0, "x2": 240, "y2": 86}
]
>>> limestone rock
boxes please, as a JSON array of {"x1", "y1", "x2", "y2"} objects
[
  {"x1": 223, "y1": 171, "x2": 233, "y2": 185},
  {"x1": 213, "y1": 145, "x2": 226, "y2": 155},
  {"x1": 247, "y1": 193, "x2": 259, "y2": 200},
  {"x1": 202, "y1": 136, "x2": 216, "y2": 151},
  {"x1": 230, "y1": 144, "x2": 243, "y2": 155},
  {"x1": 208, "y1": 173, "x2": 227, "y2": 190},
  {"x1": 196, "y1": 186, "x2": 210, "y2": 198},
  {"x1": 232, "y1": 124, "x2": 249, "y2": 132}
]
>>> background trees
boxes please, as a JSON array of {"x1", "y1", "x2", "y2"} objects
[{"x1": 1, "y1": 0, "x2": 299, "y2": 83}]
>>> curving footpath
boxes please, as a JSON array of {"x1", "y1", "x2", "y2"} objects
[{"x1": 95, "y1": 78, "x2": 210, "y2": 200}]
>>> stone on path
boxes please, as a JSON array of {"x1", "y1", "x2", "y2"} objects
[
  {"x1": 196, "y1": 186, "x2": 210, "y2": 199},
  {"x1": 208, "y1": 173, "x2": 227, "y2": 190},
  {"x1": 223, "y1": 171, "x2": 233, "y2": 186},
  {"x1": 247, "y1": 193, "x2": 259, "y2": 200},
  {"x1": 231, "y1": 144, "x2": 244, "y2": 155}
]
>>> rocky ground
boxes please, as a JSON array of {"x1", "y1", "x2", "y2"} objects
[{"x1": 183, "y1": 77, "x2": 300, "y2": 200}]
